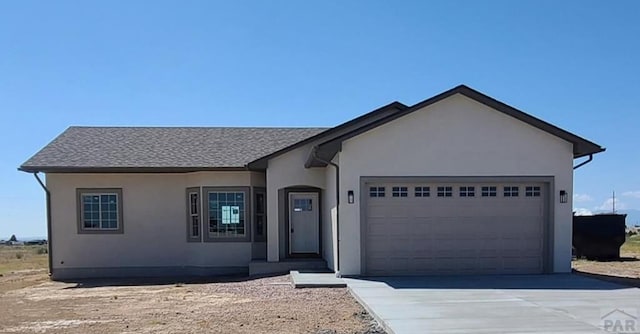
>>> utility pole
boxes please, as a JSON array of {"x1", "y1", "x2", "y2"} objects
[{"x1": 612, "y1": 190, "x2": 616, "y2": 214}]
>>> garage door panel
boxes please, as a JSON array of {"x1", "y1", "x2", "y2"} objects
[{"x1": 364, "y1": 180, "x2": 546, "y2": 276}]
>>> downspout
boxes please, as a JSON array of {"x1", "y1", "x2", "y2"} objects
[
  {"x1": 573, "y1": 154, "x2": 593, "y2": 170},
  {"x1": 311, "y1": 147, "x2": 341, "y2": 277},
  {"x1": 32, "y1": 172, "x2": 53, "y2": 278}
]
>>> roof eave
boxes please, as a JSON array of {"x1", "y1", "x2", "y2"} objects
[
  {"x1": 17, "y1": 166, "x2": 249, "y2": 174},
  {"x1": 574, "y1": 147, "x2": 606, "y2": 159}
]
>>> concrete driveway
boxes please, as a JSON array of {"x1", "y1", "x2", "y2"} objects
[{"x1": 345, "y1": 275, "x2": 640, "y2": 334}]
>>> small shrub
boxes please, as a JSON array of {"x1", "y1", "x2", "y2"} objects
[
  {"x1": 15, "y1": 252, "x2": 24, "y2": 259},
  {"x1": 36, "y1": 247, "x2": 48, "y2": 255}
]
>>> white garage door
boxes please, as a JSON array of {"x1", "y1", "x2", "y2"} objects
[{"x1": 364, "y1": 180, "x2": 546, "y2": 275}]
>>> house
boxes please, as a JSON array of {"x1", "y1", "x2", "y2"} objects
[{"x1": 19, "y1": 85, "x2": 604, "y2": 279}]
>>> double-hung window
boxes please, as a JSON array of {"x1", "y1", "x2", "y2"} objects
[
  {"x1": 77, "y1": 188, "x2": 123, "y2": 234},
  {"x1": 186, "y1": 187, "x2": 201, "y2": 241}
]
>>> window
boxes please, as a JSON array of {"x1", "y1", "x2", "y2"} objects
[
  {"x1": 481, "y1": 186, "x2": 497, "y2": 197},
  {"x1": 437, "y1": 186, "x2": 453, "y2": 197},
  {"x1": 525, "y1": 186, "x2": 541, "y2": 197},
  {"x1": 204, "y1": 188, "x2": 250, "y2": 241},
  {"x1": 415, "y1": 186, "x2": 430, "y2": 197},
  {"x1": 459, "y1": 186, "x2": 475, "y2": 197},
  {"x1": 392, "y1": 186, "x2": 408, "y2": 197},
  {"x1": 293, "y1": 198, "x2": 313, "y2": 211},
  {"x1": 189, "y1": 192, "x2": 200, "y2": 237},
  {"x1": 369, "y1": 186, "x2": 385, "y2": 197},
  {"x1": 76, "y1": 188, "x2": 123, "y2": 234},
  {"x1": 504, "y1": 186, "x2": 519, "y2": 197},
  {"x1": 186, "y1": 187, "x2": 201, "y2": 241},
  {"x1": 254, "y1": 189, "x2": 266, "y2": 241}
]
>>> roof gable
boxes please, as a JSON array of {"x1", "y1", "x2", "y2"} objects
[{"x1": 308, "y1": 85, "x2": 604, "y2": 167}]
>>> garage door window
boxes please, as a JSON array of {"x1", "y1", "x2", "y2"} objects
[
  {"x1": 415, "y1": 186, "x2": 430, "y2": 197},
  {"x1": 369, "y1": 187, "x2": 386, "y2": 197},
  {"x1": 437, "y1": 186, "x2": 453, "y2": 197},
  {"x1": 525, "y1": 186, "x2": 541, "y2": 197},
  {"x1": 504, "y1": 186, "x2": 519, "y2": 197},
  {"x1": 481, "y1": 186, "x2": 497, "y2": 197},
  {"x1": 459, "y1": 186, "x2": 475, "y2": 197},
  {"x1": 392, "y1": 186, "x2": 408, "y2": 197}
]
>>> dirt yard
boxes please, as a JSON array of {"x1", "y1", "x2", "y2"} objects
[
  {"x1": 0, "y1": 246, "x2": 383, "y2": 334},
  {"x1": 572, "y1": 234, "x2": 640, "y2": 284}
]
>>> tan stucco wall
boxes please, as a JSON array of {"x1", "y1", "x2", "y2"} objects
[
  {"x1": 337, "y1": 94, "x2": 574, "y2": 275},
  {"x1": 47, "y1": 171, "x2": 265, "y2": 271},
  {"x1": 322, "y1": 155, "x2": 339, "y2": 271},
  {"x1": 265, "y1": 144, "x2": 325, "y2": 261}
]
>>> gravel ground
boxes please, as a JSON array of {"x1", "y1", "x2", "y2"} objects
[
  {"x1": 0, "y1": 273, "x2": 385, "y2": 334},
  {"x1": 572, "y1": 244, "x2": 640, "y2": 287}
]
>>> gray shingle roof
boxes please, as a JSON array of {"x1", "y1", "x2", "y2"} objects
[{"x1": 20, "y1": 126, "x2": 328, "y2": 172}]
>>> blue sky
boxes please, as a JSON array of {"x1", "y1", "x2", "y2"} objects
[{"x1": 1, "y1": 0, "x2": 639, "y2": 238}]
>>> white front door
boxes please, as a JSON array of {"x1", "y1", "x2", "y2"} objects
[{"x1": 289, "y1": 192, "x2": 319, "y2": 254}]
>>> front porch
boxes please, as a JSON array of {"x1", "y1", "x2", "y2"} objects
[{"x1": 249, "y1": 258, "x2": 329, "y2": 276}]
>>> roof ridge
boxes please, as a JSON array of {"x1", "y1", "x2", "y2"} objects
[{"x1": 68, "y1": 126, "x2": 330, "y2": 129}]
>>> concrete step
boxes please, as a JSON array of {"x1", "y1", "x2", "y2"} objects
[{"x1": 290, "y1": 270, "x2": 346, "y2": 288}]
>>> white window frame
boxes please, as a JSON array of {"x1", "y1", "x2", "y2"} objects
[
  {"x1": 437, "y1": 186, "x2": 453, "y2": 197},
  {"x1": 525, "y1": 186, "x2": 541, "y2": 197},
  {"x1": 203, "y1": 187, "x2": 251, "y2": 242},
  {"x1": 392, "y1": 186, "x2": 408, "y2": 197},
  {"x1": 76, "y1": 188, "x2": 123, "y2": 234},
  {"x1": 369, "y1": 186, "x2": 386, "y2": 198},
  {"x1": 459, "y1": 186, "x2": 475, "y2": 197},
  {"x1": 504, "y1": 186, "x2": 519, "y2": 197},
  {"x1": 481, "y1": 186, "x2": 497, "y2": 197},
  {"x1": 415, "y1": 186, "x2": 430, "y2": 197}
]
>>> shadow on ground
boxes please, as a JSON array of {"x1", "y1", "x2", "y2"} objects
[
  {"x1": 60, "y1": 273, "x2": 287, "y2": 289},
  {"x1": 350, "y1": 274, "x2": 635, "y2": 290},
  {"x1": 573, "y1": 269, "x2": 640, "y2": 288}
]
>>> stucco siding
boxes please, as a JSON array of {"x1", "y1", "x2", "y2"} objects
[
  {"x1": 322, "y1": 155, "x2": 339, "y2": 271},
  {"x1": 47, "y1": 172, "x2": 262, "y2": 276},
  {"x1": 266, "y1": 144, "x2": 326, "y2": 261},
  {"x1": 338, "y1": 94, "x2": 574, "y2": 275}
]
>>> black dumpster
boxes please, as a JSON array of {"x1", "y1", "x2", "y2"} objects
[{"x1": 573, "y1": 214, "x2": 626, "y2": 260}]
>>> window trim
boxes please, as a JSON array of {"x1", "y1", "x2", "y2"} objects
[
  {"x1": 76, "y1": 188, "x2": 124, "y2": 234},
  {"x1": 203, "y1": 186, "x2": 251, "y2": 242},
  {"x1": 186, "y1": 187, "x2": 201, "y2": 242}
]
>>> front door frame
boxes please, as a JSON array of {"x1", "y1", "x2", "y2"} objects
[{"x1": 283, "y1": 186, "x2": 322, "y2": 258}]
